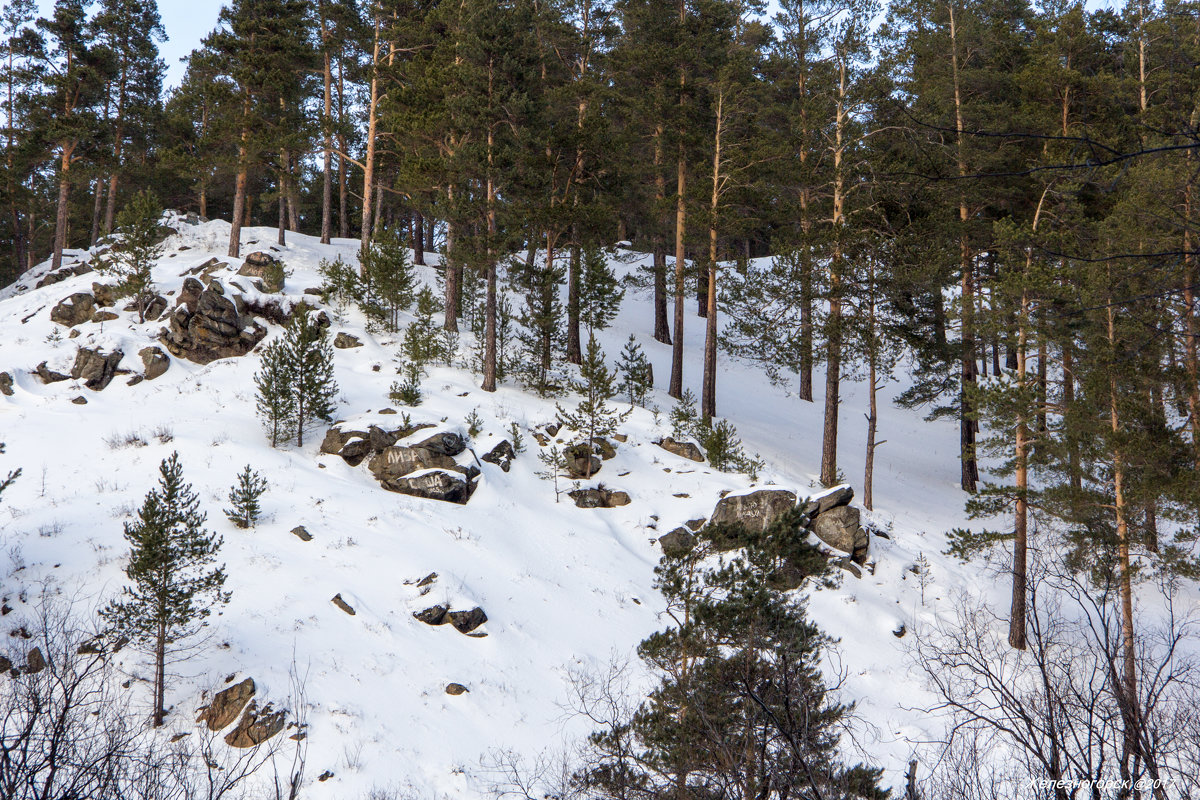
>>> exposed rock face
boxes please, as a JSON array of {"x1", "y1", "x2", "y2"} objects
[
  {"x1": 162, "y1": 286, "x2": 267, "y2": 364},
  {"x1": 198, "y1": 678, "x2": 256, "y2": 731},
  {"x1": 413, "y1": 431, "x2": 467, "y2": 457},
  {"x1": 564, "y1": 443, "x2": 601, "y2": 479},
  {"x1": 320, "y1": 422, "x2": 436, "y2": 466},
  {"x1": 445, "y1": 683, "x2": 469, "y2": 695},
  {"x1": 414, "y1": 605, "x2": 449, "y2": 626},
  {"x1": 50, "y1": 293, "x2": 96, "y2": 327},
  {"x1": 24, "y1": 647, "x2": 45, "y2": 674},
  {"x1": 91, "y1": 282, "x2": 117, "y2": 307},
  {"x1": 811, "y1": 505, "x2": 869, "y2": 564},
  {"x1": 237, "y1": 252, "x2": 285, "y2": 292},
  {"x1": 291, "y1": 525, "x2": 313, "y2": 542},
  {"x1": 655, "y1": 437, "x2": 705, "y2": 462},
  {"x1": 382, "y1": 469, "x2": 470, "y2": 504},
  {"x1": 139, "y1": 346, "x2": 170, "y2": 380},
  {"x1": 36, "y1": 262, "x2": 92, "y2": 288},
  {"x1": 131, "y1": 294, "x2": 169, "y2": 321},
  {"x1": 0, "y1": 372, "x2": 12, "y2": 396},
  {"x1": 803, "y1": 485, "x2": 854, "y2": 517},
  {"x1": 331, "y1": 593, "x2": 356, "y2": 615},
  {"x1": 91, "y1": 311, "x2": 119, "y2": 323},
  {"x1": 369, "y1": 447, "x2": 458, "y2": 482},
  {"x1": 658, "y1": 528, "x2": 696, "y2": 556},
  {"x1": 70, "y1": 347, "x2": 124, "y2": 390},
  {"x1": 569, "y1": 487, "x2": 631, "y2": 508},
  {"x1": 34, "y1": 362, "x2": 69, "y2": 384},
  {"x1": 334, "y1": 332, "x2": 362, "y2": 349},
  {"x1": 448, "y1": 607, "x2": 487, "y2": 634},
  {"x1": 709, "y1": 489, "x2": 797, "y2": 534},
  {"x1": 225, "y1": 700, "x2": 287, "y2": 748},
  {"x1": 590, "y1": 437, "x2": 616, "y2": 460},
  {"x1": 481, "y1": 439, "x2": 515, "y2": 472}
]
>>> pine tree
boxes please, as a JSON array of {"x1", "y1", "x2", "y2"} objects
[
  {"x1": 555, "y1": 335, "x2": 629, "y2": 478},
  {"x1": 616, "y1": 334, "x2": 652, "y2": 406},
  {"x1": 402, "y1": 286, "x2": 442, "y2": 368},
  {"x1": 224, "y1": 464, "x2": 268, "y2": 529},
  {"x1": 285, "y1": 306, "x2": 338, "y2": 447},
  {"x1": 97, "y1": 189, "x2": 162, "y2": 322},
  {"x1": 358, "y1": 227, "x2": 415, "y2": 332},
  {"x1": 583, "y1": 508, "x2": 886, "y2": 799},
  {"x1": 578, "y1": 243, "x2": 624, "y2": 335},
  {"x1": 535, "y1": 443, "x2": 569, "y2": 503},
  {"x1": 101, "y1": 453, "x2": 228, "y2": 727},
  {"x1": 254, "y1": 337, "x2": 296, "y2": 448}
]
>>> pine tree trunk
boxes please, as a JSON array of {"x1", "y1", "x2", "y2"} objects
[
  {"x1": 669, "y1": 149, "x2": 686, "y2": 400},
  {"x1": 652, "y1": 127, "x2": 671, "y2": 345},
  {"x1": 320, "y1": 22, "x2": 333, "y2": 244},
  {"x1": 360, "y1": 12, "x2": 381, "y2": 253},
  {"x1": 1009, "y1": 287, "x2": 1030, "y2": 651},
  {"x1": 701, "y1": 89, "x2": 723, "y2": 422},
  {"x1": 52, "y1": 145, "x2": 73, "y2": 271},
  {"x1": 653, "y1": 246, "x2": 671, "y2": 344},
  {"x1": 482, "y1": 84, "x2": 498, "y2": 393},
  {"x1": 821, "y1": 50, "x2": 850, "y2": 488},
  {"x1": 413, "y1": 211, "x2": 425, "y2": 265},
  {"x1": 229, "y1": 95, "x2": 251, "y2": 258},
  {"x1": 444, "y1": 185, "x2": 459, "y2": 332},
  {"x1": 277, "y1": 180, "x2": 287, "y2": 246},
  {"x1": 153, "y1": 618, "x2": 167, "y2": 727},
  {"x1": 949, "y1": 4, "x2": 978, "y2": 493},
  {"x1": 1184, "y1": 180, "x2": 1199, "y2": 469},
  {"x1": 567, "y1": 238, "x2": 582, "y2": 364},
  {"x1": 864, "y1": 260, "x2": 879, "y2": 511},
  {"x1": 90, "y1": 176, "x2": 104, "y2": 247}
]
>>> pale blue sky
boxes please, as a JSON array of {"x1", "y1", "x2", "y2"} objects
[{"x1": 35, "y1": 0, "x2": 226, "y2": 88}]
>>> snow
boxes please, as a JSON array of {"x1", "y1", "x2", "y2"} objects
[{"x1": 0, "y1": 214, "x2": 1087, "y2": 797}]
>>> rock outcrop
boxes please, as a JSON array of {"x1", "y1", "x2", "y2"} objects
[
  {"x1": 162, "y1": 285, "x2": 267, "y2": 364},
  {"x1": 320, "y1": 421, "x2": 436, "y2": 466},
  {"x1": 237, "y1": 251, "x2": 285, "y2": 292},
  {"x1": 564, "y1": 442, "x2": 602, "y2": 478},
  {"x1": 0, "y1": 371, "x2": 12, "y2": 396},
  {"x1": 334, "y1": 332, "x2": 362, "y2": 349},
  {"x1": 709, "y1": 488, "x2": 798, "y2": 533},
  {"x1": 658, "y1": 528, "x2": 696, "y2": 556},
  {"x1": 481, "y1": 439, "x2": 515, "y2": 472},
  {"x1": 447, "y1": 607, "x2": 487, "y2": 634},
  {"x1": 50, "y1": 293, "x2": 96, "y2": 327},
  {"x1": 382, "y1": 469, "x2": 470, "y2": 504},
  {"x1": 569, "y1": 486, "x2": 631, "y2": 508},
  {"x1": 36, "y1": 262, "x2": 92, "y2": 288},
  {"x1": 198, "y1": 678, "x2": 256, "y2": 731},
  {"x1": 812, "y1": 504, "x2": 869, "y2": 565},
  {"x1": 139, "y1": 346, "x2": 170, "y2": 380},
  {"x1": 225, "y1": 700, "x2": 287, "y2": 748},
  {"x1": 655, "y1": 437, "x2": 705, "y2": 462},
  {"x1": 70, "y1": 347, "x2": 124, "y2": 390}
]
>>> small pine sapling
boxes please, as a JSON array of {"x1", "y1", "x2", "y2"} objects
[
  {"x1": 358, "y1": 228, "x2": 415, "y2": 331},
  {"x1": 465, "y1": 408, "x2": 484, "y2": 438},
  {"x1": 536, "y1": 444, "x2": 569, "y2": 503},
  {"x1": 555, "y1": 336, "x2": 630, "y2": 478},
  {"x1": 389, "y1": 362, "x2": 423, "y2": 407},
  {"x1": 254, "y1": 339, "x2": 295, "y2": 448},
  {"x1": 98, "y1": 190, "x2": 164, "y2": 322},
  {"x1": 669, "y1": 388, "x2": 700, "y2": 441},
  {"x1": 915, "y1": 552, "x2": 933, "y2": 606},
  {"x1": 617, "y1": 334, "x2": 653, "y2": 406},
  {"x1": 508, "y1": 422, "x2": 525, "y2": 454},
  {"x1": 286, "y1": 307, "x2": 338, "y2": 447},
  {"x1": 225, "y1": 465, "x2": 268, "y2": 529}
]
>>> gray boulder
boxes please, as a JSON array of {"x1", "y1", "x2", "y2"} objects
[
  {"x1": 139, "y1": 346, "x2": 170, "y2": 380},
  {"x1": 658, "y1": 528, "x2": 696, "y2": 557},
  {"x1": 448, "y1": 607, "x2": 487, "y2": 634},
  {"x1": 803, "y1": 485, "x2": 854, "y2": 517},
  {"x1": 198, "y1": 678, "x2": 255, "y2": 731},
  {"x1": 655, "y1": 437, "x2": 705, "y2": 462},
  {"x1": 412, "y1": 431, "x2": 467, "y2": 457},
  {"x1": 237, "y1": 252, "x2": 285, "y2": 292},
  {"x1": 162, "y1": 287, "x2": 267, "y2": 364},
  {"x1": 0, "y1": 371, "x2": 12, "y2": 396},
  {"x1": 569, "y1": 486, "x2": 631, "y2": 508},
  {"x1": 70, "y1": 347, "x2": 124, "y2": 391},
  {"x1": 50, "y1": 293, "x2": 96, "y2": 327},
  {"x1": 369, "y1": 446, "x2": 457, "y2": 482},
  {"x1": 709, "y1": 488, "x2": 797, "y2": 533},
  {"x1": 481, "y1": 439, "x2": 515, "y2": 472},
  {"x1": 414, "y1": 605, "x2": 448, "y2": 625},
  {"x1": 34, "y1": 362, "x2": 69, "y2": 384},
  {"x1": 564, "y1": 442, "x2": 602, "y2": 479},
  {"x1": 811, "y1": 504, "x2": 869, "y2": 564},
  {"x1": 380, "y1": 469, "x2": 470, "y2": 504},
  {"x1": 334, "y1": 332, "x2": 363, "y2": 349},
  {"x1": 224, "y1": 700, "x2": 286, "y2": 748}
]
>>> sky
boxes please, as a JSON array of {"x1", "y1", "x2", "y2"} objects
[
  {"x1": 34, "y1": 0, "x2": 227, "y2": 89},
  {"x1": 33, "y1": 0, "x2": 1127, "y2": 91}
]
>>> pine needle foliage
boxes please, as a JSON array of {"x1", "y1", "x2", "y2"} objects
[
  {"x1": 101, "y1": 453, "x2": 228, "y2": 727},
  {"x1": 98, "y1": 190, "x2": 164, "y2": 322},
  {"x1": 224, "y1": 464, "x2": 268, "y2": 529}
]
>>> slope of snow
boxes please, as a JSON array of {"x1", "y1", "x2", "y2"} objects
[{"x1": 0, "y1": 216, "x2": 1031, "y2": 797}]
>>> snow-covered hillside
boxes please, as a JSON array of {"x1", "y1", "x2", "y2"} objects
[{"x1": 0, "y1": 215, "x2": 1000, "y2": 798}]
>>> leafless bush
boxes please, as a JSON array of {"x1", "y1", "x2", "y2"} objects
[{"x1": 911, "y1": 553, "x2": 1200, "y2": 800}]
